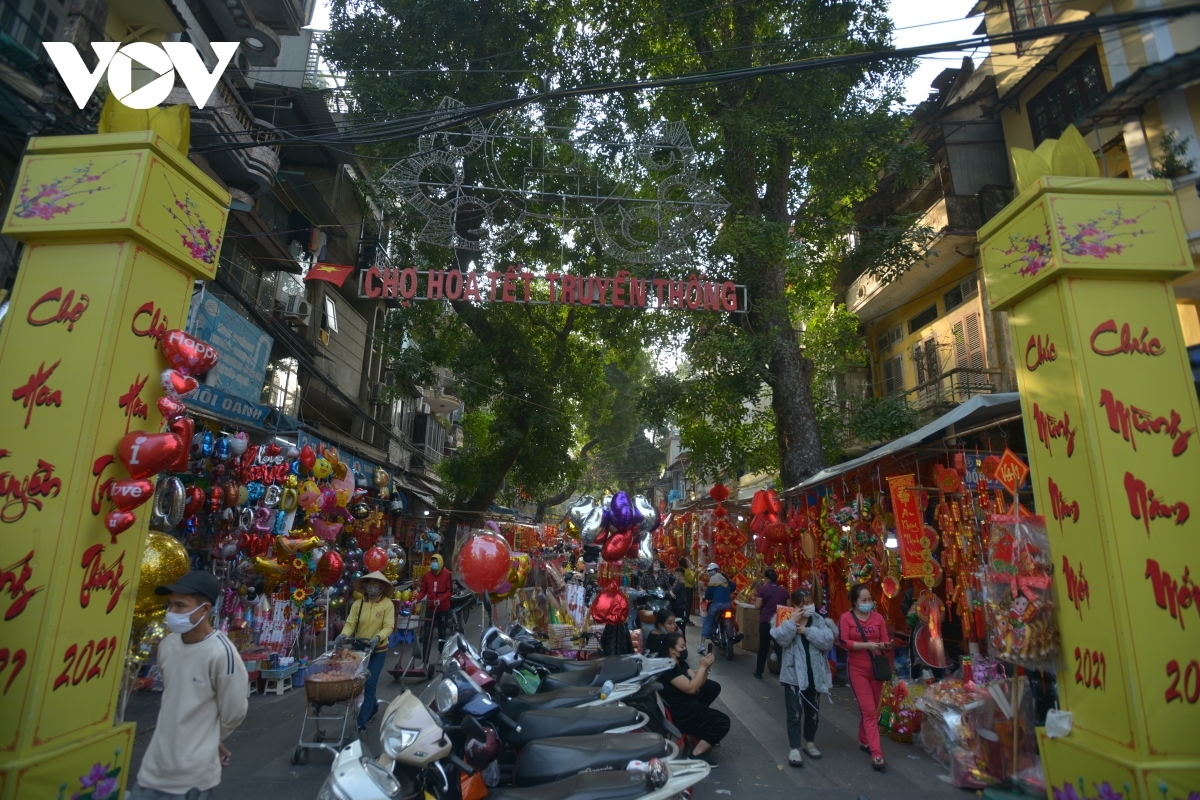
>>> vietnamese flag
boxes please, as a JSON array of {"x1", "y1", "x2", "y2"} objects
[{"x1": 304, "y1": 262, "x2": 355, "y2": 287}]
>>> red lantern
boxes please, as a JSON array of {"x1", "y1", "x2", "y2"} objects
[
  {"x1": 713, "y1": 506, "x2": 727, "y2": 518},
  {"x1": 709, "y1": 484, "x2": 730, "y2": 503},
  {"x1": 589, "y1": 584, "x2": 629, "y2": 625},
  {"x1": 455, "y1": 530, "x2": 512, "y2": 594},
  {"x1": 363, "y1": 546, "x2": 388, "y2": 573},
  {"x1": 764, "y1": 521, "x2": 790, "y2": 544},
  {"x1": 316, "y1": 550, "x2": 344, "y2": 586}
]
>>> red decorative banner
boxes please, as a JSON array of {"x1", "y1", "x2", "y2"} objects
[{"x1": 887, "y1": 474, "x2": 927, "y2": 579}]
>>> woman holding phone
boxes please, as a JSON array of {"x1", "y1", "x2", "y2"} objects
[{"x1": 838, "y1": 583, "x2": 892, "y2": 771}]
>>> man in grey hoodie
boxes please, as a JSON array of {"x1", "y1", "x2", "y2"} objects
[{"x1": 769, "y1": 587, "x2": 835, "y2": 767}]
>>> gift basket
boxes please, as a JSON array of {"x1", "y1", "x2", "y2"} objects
[
  {"x1": 982, "y1": 514, "x2": 1059, "y2": 669},
  {"x1": 877, "y1": 679, "x2": 925, "y2": 742}
]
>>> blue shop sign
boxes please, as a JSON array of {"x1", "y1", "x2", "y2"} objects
[
  {"x1": 185, "y1": 385, "x2": 273, "y2": 427},
  {"x1": 187, "y1": 288, "x2": 274, "y2": 402}
]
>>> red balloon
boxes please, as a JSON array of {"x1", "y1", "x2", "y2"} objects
[
  {"x1": 183, "y1": 485, "x2": 206, "y2": 516},
  {"x1": 110, "y1": 478, "x2": 154, "y2": 512},
  {"x1": 104, "y1": 510, "x2": 137, "y2": 543},
  {"x1": 589, "y1": 584, "x2": 629, "y2": 625},
  {"x1": 161, "y1": 329, "x2": 219, "y2": 376},
  {"x1": 601, "y1": 530, "x2": 632, "y2": 562},
  {"x1": 316, "y1": 550, "x2": 344, "y2": 586},
  {"x1": 161, "y1": 369, "x2": 199, "y2": 398},
  {"x1": 455, "y1": 530, "x2": 512, "y2": 594},
  {"x1": 118, "y1": 431, "x2": 184, "y2": 480},
  {"x1": 299, "y1": 445, "x2": 317, "y2": 472},
  {"x1": 169, "y1": 416, "x2": 194, "y2": 472},
  {"x1": 157, "y1": 396, "x2": 186, "y2": 421},
  {"x1": 363, "y1": 546, "x2": 388, "y2": 573}
]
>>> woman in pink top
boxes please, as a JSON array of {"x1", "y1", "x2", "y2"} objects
[{"x1": 838, "y1": 583, "x2": 892, "y2": 771}]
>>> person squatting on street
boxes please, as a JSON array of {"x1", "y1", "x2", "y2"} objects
[
  {"x1": 840, "y1": 582, "x2": 893, "y2": 771},
  {"x1": 700, "y1": 563, "x2": 735, "y2": 642},
  {"x1": 413, "y1": 553, "x2": 453, "y2": 663},
  {"x1": 131, "y1": 571, "x2": 247, "y2": 800},
  {"x1": 660, "y1": 632, "x2": 729, "y2": 767},
  {"x1": 339, "y1": 571, "x2": 395, "y2": 734},
  {"x1": 644, "y1": 608, "x2": 679, "y2": 657},
  {"x1": 753, "y1": 568, "x2": 788, "y2": 679},
  {"x1": 770, "y1": 587, "x2": 835, "y2": 767}
]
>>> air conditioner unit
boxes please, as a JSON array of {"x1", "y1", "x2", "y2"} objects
[
  {"x1": 369, "y1": 382, "x2": 387, "y2": 403},
  {"x1": 279, "y1": 295, "x2": 311, "y2": 322}
]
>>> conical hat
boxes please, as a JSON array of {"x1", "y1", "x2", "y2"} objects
[{"x1": 353, "y1": 570, "x2": 392, "y2": 595}]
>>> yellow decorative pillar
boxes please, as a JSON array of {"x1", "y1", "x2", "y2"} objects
[
  {"x1": 980, "y1": 133, "x2": 1200, "y2": 799},
  {"x1": 0, "y1": 132, "x2": 227, "y2": 799}
]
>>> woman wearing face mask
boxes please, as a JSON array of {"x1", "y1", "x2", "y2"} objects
[
  {"x1": 770, "y1": 588, "x2": 834, "y2": 767},
  {"x1": 660, "y1": 632, "x2": 728, "y2": 767},
  {"x1": 839, "y1": 583, "x2": 892, "y2": 771},
  {"x1": 644, "y1": 608, "x2": 680, "y2": 657},
  {"x1": 341, "y1": 571, "x2": 396, "y2": 734},
  {"x1": 414, "y1": 554, "x2": 453, "y2": 664}
]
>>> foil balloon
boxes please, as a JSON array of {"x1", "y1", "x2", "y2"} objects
[
  {"x1": 160, "y1": 368, "x2": 199, "y2": 399},
  {"x1": 634, "y1": 495, "x2": 658, "y2": 534},
  {"x1": 229, "y1": 432, "x2": 249, "y2": 456},
  {"x1": 161, "y1": 329, "x2": 220, "y2": 375},
  {"x1": 312, "y1": 457, "x2": 332, "y2": 479},
  {"x1": 601, "y1": 530, "x2": 633, "y2": 562},
  {"x1": 589, "y1": 584, "x2": 629, "y2": 625},
  {"x1": 247, "y1": 481, "x2": 266, "y2": 503},
  {"x1": 454, "y1": 529, "x2": 513, "y2": 594},
  {"x1": 118, "y1": 431, "x2": 184, "y2": 479},
  {"x1": 110, "y1": 478, "x2": 155, "y2": 512},
  {"x1": 299, "y1": 445, "x2": 316, "y2": 472},
  {"x1": 157, "y1": 396, "x2": 186, "y2": 421},
  {"x1": 264, "y1": 484, "x2": 282, "y2": 508},
  {"x1": 280, "y1": 487, "x2": 299, "y2": 512},
  {"x1": 298, "y1": 480, "x2": 321, "y2": 509},
  {"x1": 198, "y1": 430, "x2": 214, "y2": 458},
  {"x1": 285, "y1": 473, "x2": 299, "y2": 489},
  {"x1": 335, "y1": 488, "x2": 352, "y2": 508},
  {"x1": 565, "y1": 495, "x2": 595, "y2": 537},
  {"x1": 213, "y1": 437, "x2": 231, "y2": 461},
  {"x1": 168, "y1": 417, "x2": 194, "y2": 472},
  {"x1": 363, "y1": 546, "x2": 388, "y2": 573},
  {"x1": 253, "y1": 556, "x2": 289, "y2": 583},
  {"x1": 312, "y1": 517, "x2": 343, "y2": 541},
  {"x1": 150, "y1": 477, "x2": 186, "y2": 530},
  {"x1": 134, "y1": 531, "x2": 190, "y2": 616},
  {"x1": 130, "y1": 620, "x2": 169, "y2": 665},
  {"x1": 332, "y1": 460, "x2": 348, "y2": 480},
  {"x1": 609, "y1": 491, "x2": 635, "y2": 530},
  {"x1": 354, "y1": 470, "x2": 368, "y2": 490},
  {"x1": 373, "y1": 467, "x2": 389, "y2": 487},
  {"x1": 319, "y1": 485, "x2": 338, "y2": 512},
  {"x1": 599, "y1": 494, "x2": 613, "y2": 531},
  {"x1": 349, "y1": 500, "x2": 371, "y2": 520}
]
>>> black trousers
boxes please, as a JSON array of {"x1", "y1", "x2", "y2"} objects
[
  {"x1": 756, "y1": 621, "x2": 781, "y2": 676},
  {"x1": 421, "y1": 609, "x2": 450, "y2": 662},
  {"x1": 671, "y1": 679, "x2": 729, "y2": 745},
  {"x1": 783, "y1": 682, "x2": 820, "y2": 748}
]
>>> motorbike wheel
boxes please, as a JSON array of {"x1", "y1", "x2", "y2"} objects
[{"x1": 722, "y1": 620, "x2": 735, "y2": 660}]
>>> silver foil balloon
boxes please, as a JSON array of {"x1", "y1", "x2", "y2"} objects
[
  {"x1": 637, "y1": 531, "x2": 654, "y2": 564},
  {"x1": 634, "y1": 494, "x2": 658, "y2": 535},
  {"x1": 150, "y1": 477, "x2": 185, "y2": 530},
  {"x1": 566, "y1": 495, "x2": 595, "y2": 534}
]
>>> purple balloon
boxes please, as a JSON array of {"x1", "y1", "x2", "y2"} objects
[{"x1": 610, "y1": 491, "x2": 635, "y2": 530}]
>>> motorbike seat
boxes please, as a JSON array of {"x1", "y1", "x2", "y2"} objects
[
  {"x1": 489, "y1": 770, "x2": 648, "y2": 800},
  {"x1": 537, "y1": 660, "x2": 641, "y2": 692},
  {"x1": 524, "y1": 652, "x2": 594, "y2": 672},
  {"x1": 502, "y1": 686, "x2": 601, "y2": 719},
  {"x1": 514, "y1": 733, "x2": 669, "y2": 787},
  {"x1": 508, "y1": 706, "x2": 641, "y2": 748}
]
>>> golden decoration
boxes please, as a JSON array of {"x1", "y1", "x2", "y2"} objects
[
  {"x1": 134, "y1": 532, "x2": 190, "y2": 618},
  {"x1": 1010, "y1": 125, "x2": 1099, "y2": 193}
]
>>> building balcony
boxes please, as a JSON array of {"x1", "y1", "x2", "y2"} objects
[
  {"x1": 898, "y1": 366, "x2": 1001, "y2": 414},
  {"x1": 174, "y1": 81, "x2": 279, "y2": 196}
]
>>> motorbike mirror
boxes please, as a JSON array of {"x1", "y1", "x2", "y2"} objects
[
  {"x1": 462, "y1": 715, "x2": 488, "y2": 743},
  {"x1": 516, "y1": 640, "x2": 537, "y2": 655}
]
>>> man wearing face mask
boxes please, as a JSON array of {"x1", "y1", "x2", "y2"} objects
[
  {"x1": 339, "y1": 571, "x2": 396, "y2": 734},
  {"x1": 131, "y1": 571, "x2": 246, "y2": 800},
  {"x1": 413, "y1": 553, "x2": 452, "y2": 665},
  {"x1": 770, "y1": 587, "x2": 835, "y2": 768}
]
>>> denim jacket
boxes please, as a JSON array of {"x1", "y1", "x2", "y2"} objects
[{"x1": 770, "y1": 613, "x2": 835, "y2": 692}]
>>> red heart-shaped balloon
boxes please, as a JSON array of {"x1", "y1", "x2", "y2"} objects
[
  {"x1": 117, "y1": 431, "x2": 184, "y2": 479},
  {"x1": 184, "y1": 485, "x2": 206, "y2": 516},
  {"x1": 266, "y1": 443, "x2": 281, "y2": 457},
  {"x1": 589, "y1": 584, "x2": 629, "y2": 625},
  {"x1": 161, "y1": 369, "x2": 199, "y2": 398},
  {"x1": 157, "y1": 396, "x2": 187, "y2": 421},
  {"x1": 299, "y1": 445, "x2": 316, "y2": 471},
  {"x1": 104, "y1": 509, "x2": 137, "y2": 543},
  {"x1": 161, "y1": 329, "x2": 219, "y2": 376},
  {"x1": 169, "y1": 417, "x2": 194, "y2": 472},
  {"x1": 110, "y1": 478, "x2": 154, "y2": 511},
  {"x1": 601, "y1": 531, "x2": 632, "y2": 562}
]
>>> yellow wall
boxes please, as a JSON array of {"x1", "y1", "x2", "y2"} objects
[{"x1": 866, "y1": 257, "x2": 985, "y2": 397}]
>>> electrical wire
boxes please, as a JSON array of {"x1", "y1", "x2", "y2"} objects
[{"x1": 190, "y1": 5, "x2": 1200, "y2": 156}]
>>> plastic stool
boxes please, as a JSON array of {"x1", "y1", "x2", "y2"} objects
[{"x1": 263, "y1": 674, "x2": 293, "y2": 695}]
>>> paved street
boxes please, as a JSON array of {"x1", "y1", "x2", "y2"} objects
[{"x1": 125, "y1": 635, "x2": 966, "y2": 799}]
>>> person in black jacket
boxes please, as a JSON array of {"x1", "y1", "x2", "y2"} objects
[{"x1": 671, "y1": 567, "x2": 689, "y2": 640}]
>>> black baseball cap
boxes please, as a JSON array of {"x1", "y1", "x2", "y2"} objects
[{"x1": 156, "y1": 571, "x2": 219, "y2": 605}]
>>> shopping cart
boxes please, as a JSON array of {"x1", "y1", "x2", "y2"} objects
[{"x1": 290, "y1": 637, "x2": 376, "y2": 765}]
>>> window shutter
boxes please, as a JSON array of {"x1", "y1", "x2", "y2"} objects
[
  {"x1": 912, "y1": 342, "x2": 927, "y2": 387},
  {"x1": 883, "y1": 355, "x2": 904, "y2": 395},
  {"x1": 965, "y1": 312, "x2": 985, "y2": 386},
  {"x1": 952, "y1": 320, "x2": 968, "y2": 368}
]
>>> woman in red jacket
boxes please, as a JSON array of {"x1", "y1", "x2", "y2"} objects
[
  {"x1": 414, "y1": 554, "x2": 453, "y2": 663},
  {"x1": 839, "y1": 583, "x2": 892, "y2": 771}
]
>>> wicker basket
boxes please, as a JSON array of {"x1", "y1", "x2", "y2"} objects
[{"x1": 304, "y1": 674, "x2": 365, "y2": 705}]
